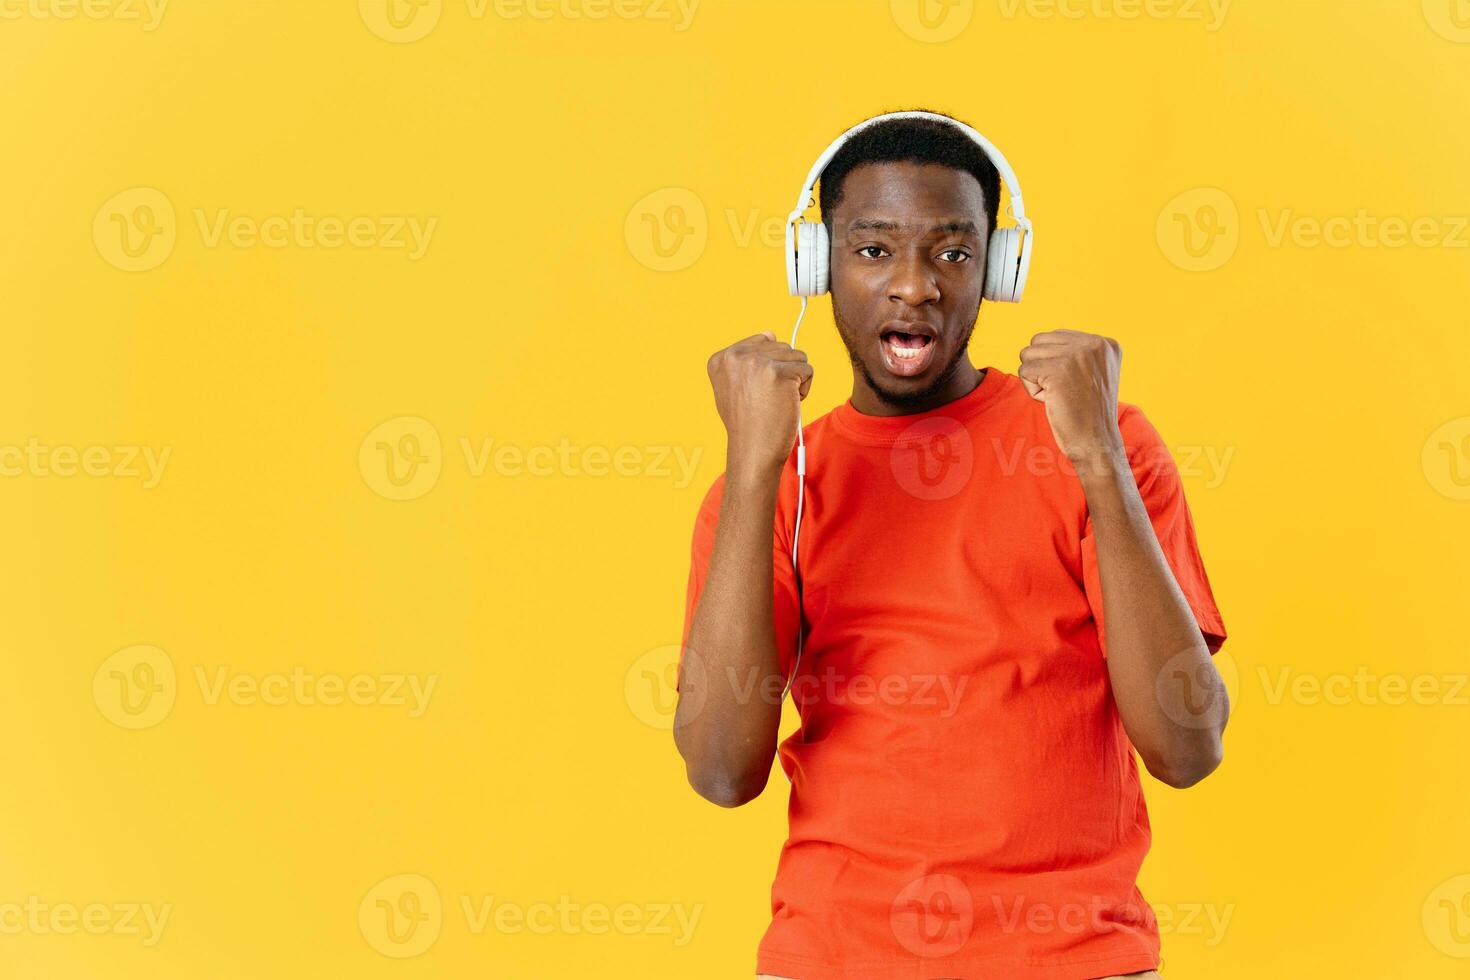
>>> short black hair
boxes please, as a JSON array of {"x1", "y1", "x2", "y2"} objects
[{"x1": 818, "y1": 109, "x2": 1002, "y2": 241}]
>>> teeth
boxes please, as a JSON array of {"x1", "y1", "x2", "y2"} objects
[{"x1": 886, "y1": 339, "x2": 926, "y2": 359}]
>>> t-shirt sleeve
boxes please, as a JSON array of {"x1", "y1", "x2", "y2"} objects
[
  {"x1": 677, "y1": 472, "x2": 803, "y2": 691},
  {"x1": 1081, "y1": 404, "x2": 1227, "y2": 657}
]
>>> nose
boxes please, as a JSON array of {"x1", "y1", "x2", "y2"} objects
[{"x1": 887, "y1": 249, "x2": 941, "y2": 307}]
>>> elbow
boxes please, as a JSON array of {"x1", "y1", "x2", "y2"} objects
[
  {"x1": 685, "y1": 762, "x2": 769, "y2": 808},
  {"x1": 678, "y1": 746, "x2": 770, "y2": 807},
  {"x1": 1145, "y1": 739, "x2": 1223, "y2": 789}
]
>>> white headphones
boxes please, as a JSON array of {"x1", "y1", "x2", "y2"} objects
[
  {"x1": 778, "y1": 112, "x2": 1033, "y2": 721},
  {"x1": 784, "y1": 110, "x2": 1034, "y2": 302}
]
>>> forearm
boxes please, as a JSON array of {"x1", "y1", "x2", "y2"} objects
[
  {"x1": 673, "y1": 454, "x2": 788, "y2": 806},
  {"x1": 1079, "y1": 450, "x2": 1228, "y2": 788}
]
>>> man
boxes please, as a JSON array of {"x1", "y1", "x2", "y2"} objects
[{"x1": 673, "y1": 111, "x2": 1229, "y2": 979}]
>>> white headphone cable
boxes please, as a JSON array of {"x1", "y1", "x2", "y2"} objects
[{"x1": 780, "y1": 295, "x2": 808, "y2": 711}]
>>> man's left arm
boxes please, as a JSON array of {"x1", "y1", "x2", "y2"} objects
[{"x1": 1019, "y1": 329, "x2": 1229, "y2": 789}]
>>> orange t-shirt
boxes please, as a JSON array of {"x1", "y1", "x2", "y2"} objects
[{"x1": 679, "y1": 366, "x2": 1227, "y2": 980}]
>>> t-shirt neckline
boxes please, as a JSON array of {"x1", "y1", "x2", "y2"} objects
[{"x1": 828, "y1": 366, "x2": 1010, "y2": 446}]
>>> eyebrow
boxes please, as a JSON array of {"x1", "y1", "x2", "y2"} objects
[{"x1": 848, "y1": 218, "x2": 979, "y2": 235}]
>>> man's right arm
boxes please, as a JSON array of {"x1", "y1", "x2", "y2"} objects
[{"x1": 673, "y1": 332, "x2": 812, "y2": 808}]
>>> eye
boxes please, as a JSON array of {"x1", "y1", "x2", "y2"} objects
[
  {"x1": 938, "y1": 248, "x2": 971, "y2": 264},
  {"x1": 857, "y1": 246, "x2": 889, "y2": 259}
]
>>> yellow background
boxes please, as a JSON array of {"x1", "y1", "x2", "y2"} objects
[{"x1": 2, "y1": 0, "x2": 1468, "y2": 976}]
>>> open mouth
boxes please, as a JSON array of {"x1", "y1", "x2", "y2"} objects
[{"x1": 879, "y1": 329, "x2": 936, "y2": 377}]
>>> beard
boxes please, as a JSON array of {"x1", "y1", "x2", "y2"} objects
[{"x1": 832, "y1": 303, "x2": 980, "y2": 411}]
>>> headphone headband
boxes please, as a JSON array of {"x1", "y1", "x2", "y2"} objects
[{"x1": 787, "y1": 110, "x2": 1030, "y2": 230}]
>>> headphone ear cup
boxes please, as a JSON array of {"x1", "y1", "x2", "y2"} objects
[
  {"x1": 985, "y1": 226, "x2": 1022, "y2": 302},
  {"x1": 793, "y1": 221, "x2": 831, "y2": 296},
  {"x1": 810, "y1": 221, "x2": 830, "y2": 294}
]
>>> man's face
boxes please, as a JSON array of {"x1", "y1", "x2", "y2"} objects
[{"x1": 827, "y1": 161, "x2": 988, "y2": 408}]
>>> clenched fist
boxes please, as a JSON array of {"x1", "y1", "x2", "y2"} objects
[
  {"x1": 1017, "y1": 329, "x2": 1125, "y2": 471},
  {"x1": 707, "y1": 332, "x2": 814, "y2": 477}
]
